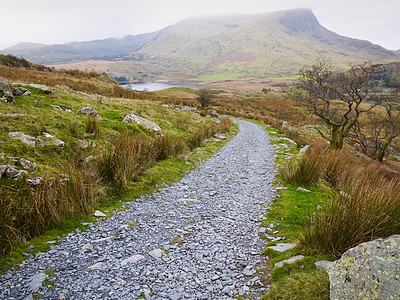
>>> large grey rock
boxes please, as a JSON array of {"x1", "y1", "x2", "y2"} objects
[
  {"x1": 207, "y1": 109, "x2": 219, "y2": 118},
  {"x1": 123, "y1": 113, "x2": 163, "y2": 136},
  {"x1": 0, "y1": 78, "x2": 31, "y2": 105},
  {"x1": 36, "y1": 133, "x2": 65, "y2": 148},
  {"x1": 77, "y1": 106, "x2": 100, "y2": 118},
  {"x1": 9, "y1": 132, "x2": 36, "y2": 146},
  {"x1": 9, "y1": 132, "x2": 64, "y2": 148},
  {"x1": 326, "y1": 235, "x2": 400, "y2": 300},
  {"x1": 17, "y1": 83, "x2": 52, "y2": 94}
]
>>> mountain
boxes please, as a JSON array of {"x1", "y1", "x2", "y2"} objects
[
  {"x1": 1, "y1": 31, "x2": 159, "y2": 64},
  {"x1": 133, "y1": 9, "x2": 400, "y2": 78},
  {"x1": 2, "y1": 9, "x2": 400, "y2": 79}
]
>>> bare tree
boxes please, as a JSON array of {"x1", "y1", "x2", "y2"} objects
[
  {"x1": 291, "y1": 59, "x2": 383, "y2": 149},
  {"x1": 350, "y1": 98, "x2": 400, "y2": 162},
  {"x1": 196, "y1": 88, "x2": 215, "y2": 110}
]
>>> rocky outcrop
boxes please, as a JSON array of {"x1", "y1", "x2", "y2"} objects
[
  {"x1": 15, "y1": 83, "x2": 53, "y2": 94},
  {"x1": 319, "y1": 235, "x2": 400, "y2": 299},
  {"x1": 123, "y1": 113, "x2": 163, "y2": 136},
  {"x1": 0, "y1": 78, "x2": 31, "y2": 105},
  {"x1": 77, "y1": 106, "x2": 100, "y2": 118},
  {"x1": 9, "y1": 132, "x2": 64, "y2": 148}
]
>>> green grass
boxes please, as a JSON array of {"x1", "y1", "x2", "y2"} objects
[
  {"x1": 198, "y1": 72, "x2": 246, "y2": 81},
  {"x1": 260, "y1": 126, "x2": 334, "y2": 300}
]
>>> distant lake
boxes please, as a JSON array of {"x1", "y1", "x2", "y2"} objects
[{"x1": 123, "y1": 80, "x2": 198, "y2": 92}]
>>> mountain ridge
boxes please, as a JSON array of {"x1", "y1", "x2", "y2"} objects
[{"x1": 2, "y1": 9, "x2": 399, "y2": 79}]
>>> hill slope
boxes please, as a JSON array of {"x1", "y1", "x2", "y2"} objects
[
  {"x1": 2, "y1": 9, "x2": 399, "y2": 78},
  {"x1": 133, "y1": 9, "x2": 399, "y2": 77},
  {"x1": 1, "y1": 31, "x2": 159, "y2": 64}
]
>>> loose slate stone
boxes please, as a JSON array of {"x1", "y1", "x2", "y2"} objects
[
  {"x1": 121, "y1": 255, "x2": 145, "y2": 266},
  {"x1": 94, "y1": 210, "x2": 107, "y2": 217},
  {"x1": 275, "y1": 255, "x2": 305, "y2": 268},
  {"x1": 149, "y1": 249, "x2": 164, "y2": 260},
  {"x1": 28, "y1": 272, "x2": 47, "y2": 292},
  {"x1": 268, "y1": 243, "x2": 296, "y2": 252}
]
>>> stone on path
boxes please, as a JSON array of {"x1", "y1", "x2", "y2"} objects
[
  {"x1": 149, "y1": 248, "x2": 165, "y2": 260},
  {"x1": 28, "y1": 272, "x2": 47, "y2": 292},
  {"x1": 268, "y1": 243, "x2": 296, "y2": 252},
  {"x1": 121, "y1": 255, "x2": 145, "y2": 266},
  {"x1": 275, "y1": 255, "x2": 305, "y2": 268}
]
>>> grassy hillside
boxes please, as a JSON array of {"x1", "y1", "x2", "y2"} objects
[
  {"x1": 133, "y1": 9, "x2": 400, "y2": 78},
  {"x1": 0, "y1": 73, "x2": 232, "y2": 260}
]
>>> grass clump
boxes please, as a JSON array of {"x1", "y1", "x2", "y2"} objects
[
  {"x1": 278, "y1": 145, "x2": 400, "y2": 257},
  {"x1": 0, "y1": 165, "x2": 96, "y2": 256}
]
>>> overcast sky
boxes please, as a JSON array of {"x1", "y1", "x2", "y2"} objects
[{"x1": 1, "y1": 0, "x2": 399, "y2": 50}]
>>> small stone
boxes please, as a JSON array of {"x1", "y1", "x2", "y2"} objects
[
  {"x1": 88, "y1": 262, "x2": 104, "y2": 270},
  {"x1": 28, "y1": 272, "x2": 47, "y2": 292},
  {"x1": 27, "y1": 245, "x2": 34, "y2": 250},
  {"x1": 58, "y1": 293, "x2": 66, "y2": 300},
  {"x1": 209, "y1": 191, "x2": 218, "y2": 196},
  {"x1": 149, "y1": 248, "x2": 164, "y2": 260},
  {"x1": 77, "y1": 106, "x2": 100, "y2": 118},
  {"x1": 121, "y1": 255, "x2": 145, "y2": 266},
  {"x1": 242, "y1": 265, "x2": 256, "y2": 276},
  {"x1": 299, "y1": 145, "x2": 310, "y2": 153},
  {"x1": 268, "y1": 243, "x2": 296, "y2": 252},
  {"x1": 275, "y1": 255, "x2": 305, "y2": 268},
  {"x1": 94, "y1": 210, "x2": 106, "y2": 217}
]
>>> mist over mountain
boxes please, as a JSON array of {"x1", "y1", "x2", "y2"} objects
[{"x1": 2, "y1": 9, "x2": 399, "y2": 78}]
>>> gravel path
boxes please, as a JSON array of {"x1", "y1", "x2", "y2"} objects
[{"x1": 0, "y1": 119, "x2": 277, "y2": 300}]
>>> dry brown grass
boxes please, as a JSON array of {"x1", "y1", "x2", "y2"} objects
[
  {"x1": 0, "y1": 66, "x2": 158, "y2": 100},
  {"x1": 0, "y1": 165, "x2": 97, "y2": 256},
  {"x1": 280, "y1": 145, "x2": 400, "y2": 257}
]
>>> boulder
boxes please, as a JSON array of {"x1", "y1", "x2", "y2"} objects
[
  {"x1": 9, "y1": 132, "x2": 36, "y2": 146},
  {"x1": 77, "y1": 106, "x2": 100, "y2": 118},
  {"x1": 36, "y1": 133, "x2": 64, "y2": 148},
  {"x1": 17, "y1": 83, "x2": 52, "y2": 94},
  {"x1": 0, "y1": 78, "x2": 31, "y2": 105},
  {"x1": 123, "y1": 113, "x2": 163, "y2": 136},
  {"x1": 207, "y1": 109, "x2": 219, "y2": 118},
  {"x1": 19, "y1": 158, "x2": 36, "y2": 170},
  {"x1": 325, "y1": 235, "x2": 400, "y2": 300}
]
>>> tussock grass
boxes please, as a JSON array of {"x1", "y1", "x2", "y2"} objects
[
  {"x1": 299, "y1": 177, "x2": 400, "y2": 257},
  {"x1": 0, "y1": 165, "x2": 96, "y2": 256},
  {"x1": 279, "y1": 146, "x2": 400, "y2": 257},
  {"x1": 85, "y1": 115, "x2": 100, "y2": 137}
]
